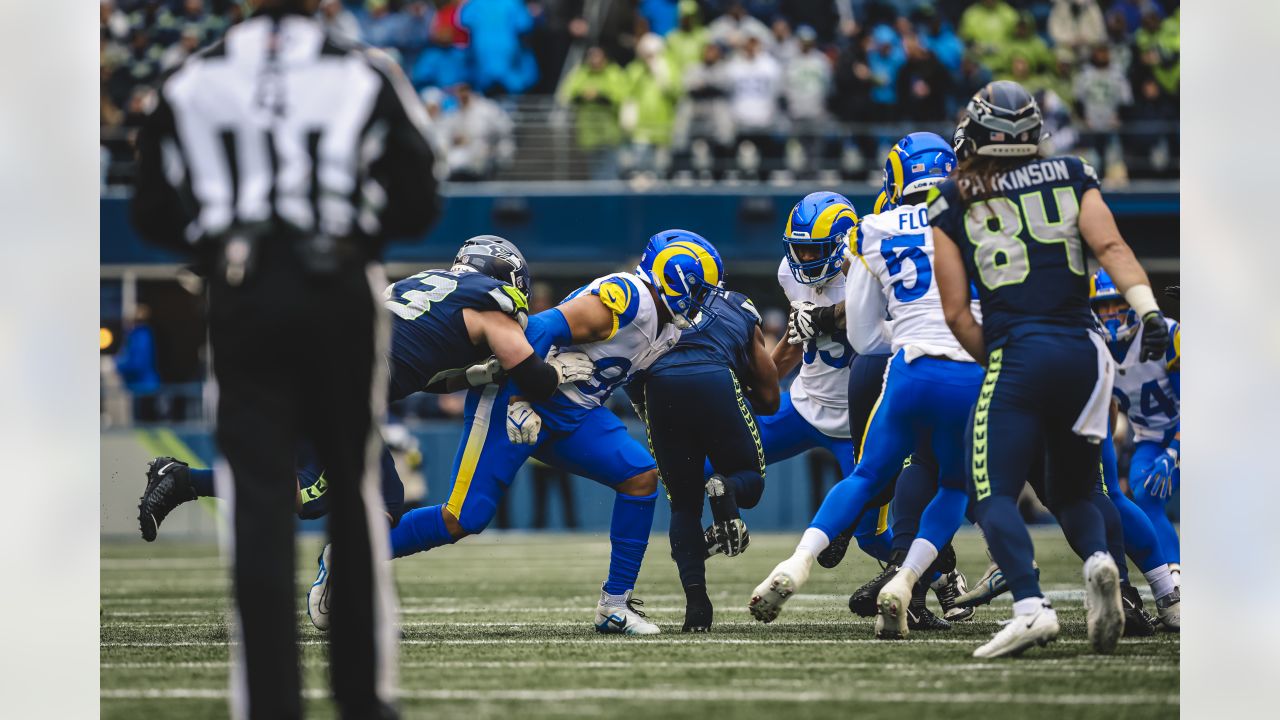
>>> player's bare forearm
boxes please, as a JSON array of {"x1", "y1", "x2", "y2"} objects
[
  {"x1": 744, "y1": 326, "x2": 780, "y2": 415},
  {"x1": 556, "y1": 293, "x2": 617, "y2": 344},
  {"x1": 1079, "y1": 189, "x2": 1152, "y2": 293},
  {"x1": 468, "y1": 310, "x2": 537, "y2": 369},
  {"x1": 771, "y1": 335, "x2": 802, "y2": 378},
  {"x1": 933, "y1": 226, "x2": 988, "y2": 365}
]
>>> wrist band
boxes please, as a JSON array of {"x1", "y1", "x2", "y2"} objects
[{"x1": 1123, "y1": 284, "x2": 1160, "y2": 318}]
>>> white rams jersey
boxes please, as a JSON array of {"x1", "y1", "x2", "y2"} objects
[
  {"x1": 557, "y1": 272, "x2": 682, "y2": 409},
  {"x1": 844, "y1": 203, "x2": 981, "y2": 363},
  {"x1": 1111, "y1": 318, "x2": 1180, "y2": 443},
  {"x1": 777, "y1": 258, "x2": 852, "y2": 438}
]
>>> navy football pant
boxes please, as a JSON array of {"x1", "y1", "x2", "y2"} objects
[
  {"x1": 969, "y1": 332, "x2": 1111, "y2": 602},
  {"x1": 645, "y1": 367, "x2": 765, "y2": 590}
]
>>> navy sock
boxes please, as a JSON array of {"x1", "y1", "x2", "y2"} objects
[
  {"x1": 889, "y1": 460, "x2": 936, "y2": 555},
  {"x1": 1089, "y1": 491, "x2": 1130, "y2": 583},
  {"x1": 189, "y1": 467, "x2": 216, "y2": 497},
  {"x1": 1054, "y1": 498, "x2": 1109, "y2": 562},
  {"x1": 669, "y1": 507, "x2": 706, "y2": 589},
  {"x1": 389, "y1": 505, "x2": 458, "y2": 558},
  {"x1": 974, "y1": 495, "x2": 1041, "y2": 601},
  {"x1": 604, "y1": 490, "x2": 657, "y2": 595}
]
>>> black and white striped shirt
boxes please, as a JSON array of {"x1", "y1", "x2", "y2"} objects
[{"x1": 132, "y1": 9, "x2": 440, "y2": 254}]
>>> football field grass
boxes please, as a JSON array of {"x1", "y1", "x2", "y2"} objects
[{"x1": 101, "y1": 528, "x2": 1178, "y2": 719}]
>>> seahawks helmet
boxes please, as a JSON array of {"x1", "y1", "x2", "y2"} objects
[
  {"x1": 954, "y1": 80, "x2": 1042, "y2": 159},
  {"x1": 453, "y1": 235, "x2": 531, "y2": 298},
  {"x1": 883, "y1": 132, "x2": 956, "y2": 205},
  {"x1": 636, "y1": 229, "x2": 725, "y2": 329},
  {"x1": 1089, "y1": 269, "x2": 1138, "y2": 343},
  {"x1": 783, "y1": 191, "x2": 858, "y2": 286}
]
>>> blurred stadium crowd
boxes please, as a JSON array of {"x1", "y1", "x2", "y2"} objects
[{"x1": 102, "y1": 0, "x2": 1179, "y2": 184}]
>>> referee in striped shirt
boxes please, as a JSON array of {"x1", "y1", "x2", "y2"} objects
[{"x1": 131, "y1": 2, "x2": 439, "y2": 717}]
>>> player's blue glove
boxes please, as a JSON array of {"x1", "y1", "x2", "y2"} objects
[
  {"x1": 1143, "y1": 445, "x2": 1179, "y2": 499},
  {"x1": 1140, "y1": 311, "x2": 1169, "y2": 362}
]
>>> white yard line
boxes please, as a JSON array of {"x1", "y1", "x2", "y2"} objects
[
  {"x1": 102, "y1": 659, "x2": 1177, "y2": 672},
  {"x1": 102, "y1": 637, "x2": 1171, "y2": 648},
  {"x1": 101, "y1": 687, "x2": 1178, "y2": 705}
]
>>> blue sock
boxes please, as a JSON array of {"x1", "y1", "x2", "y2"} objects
[
  {"x1": 916, "y1": 487, "x2": 968, "y2": 550},
  {"x1": 603, "y1": 490, "x2": 657, "y2": 595},
  {"x1": 974, "y1": 495, "x2": 1041, "y2": 601},
  {"x1": 189, "y1": 467, "x2": 215, "y2": 497},
  {"x1": 389, "y1": 505, "x2": 458, "y2": 559},
  {"x1": 668, "y1": 507, "x2": 706, "y2": 589},
  {"x1": 855, "y1": 525, "x2": 894, "y2": 564},
  {"x1": 1133, "y1": 492, "x2": 1180, "y2": 564}
]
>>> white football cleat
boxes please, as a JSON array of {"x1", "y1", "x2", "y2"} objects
[
  {"x1": 748, "y1": 554, "x2": 811, "y2": 623},
  {"x1": 973, "y1": 601, "x2": 1060, "y2": 658},
  {"x1": 875, "y1": 571, "x2": 914, "y2": 640},
  {"x1": 1083, "y1": 551, "x2": 1123, "y2": 654},
  {"x1": 1155, "y1": 587, "x2": 1180, "y2": 631},
  {"x1": 306, "y1": 544, "x2": 332, "y2": 632},
  {"x1": 594, "y1": 589, "x2": 660, "y2": 636}
]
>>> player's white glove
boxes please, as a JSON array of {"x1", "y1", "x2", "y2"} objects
[
  {"x1": 547, "y1": 350, "x2": 595, "y2": 384},
  {"x1": 787, "y1": 300, "x2": 818, "y2": 345},
  {"x1": 464, "y1": 356, "x2": 504, "y2": 387},
  {"x1": 506, "y1": 400, "x2": 542, "y2": 445}
]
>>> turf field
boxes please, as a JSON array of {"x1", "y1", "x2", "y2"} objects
[{"x1": 101, "y1": 528, "x2": 1178, "y2": 719}]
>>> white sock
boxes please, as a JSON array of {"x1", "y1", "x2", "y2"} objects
[
  {"x1": 1145, "y1": 565, "x2": 1175, "y2": 599},
  {"x1": 795, "y1": 527, "x2": 831, "y2": 560},
  {"x1": 1013, "y1": 596, "x2": 1047, "y2": 617},
  {"x1": 600, "y1": 588, "x2": 629, "y2": 606},
  {"x1": 901, "y1": 538, "x2": 939, "y2": 580}
]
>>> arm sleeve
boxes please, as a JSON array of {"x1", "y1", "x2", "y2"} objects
[
  {"x1": 844, "y1": 259, "x2": 891, "y2": 355},
  {"x1": 363, "y1": 57, "x2": 442, "y2": 243},
  {"x1": 523, "y1": 308, "x2": 573, "y2": 357}
]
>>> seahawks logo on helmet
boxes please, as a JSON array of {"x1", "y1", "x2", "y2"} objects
[
  {"x1": 453, "y1": 235, "x2": 532, "y2": 297},
  {"x1": 957, "y1": 81, "x2": 1043, "y2": 158}
]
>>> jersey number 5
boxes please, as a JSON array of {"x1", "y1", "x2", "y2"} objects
[
  {"x1": 386, "y1": 272, "x2": 458, "y2": 321},
  {"x1": 880, "y1": 233, "x2": 933, "y2": 303},
  {"x1": 963, "y1": 187, "x2": 1085, "y2": 290}
]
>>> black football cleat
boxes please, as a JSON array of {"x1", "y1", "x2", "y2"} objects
[
  {"x1": 138, "y1": 456, "x2": 197, "y2": 542},
  {"x1": 682, "y1": 584, "x2": 714, "y2": 633},
  {"x1": 907, "y1": 581, "x2": 951, "y2": 632},
  {"x1": 849, "y1": 563, "x2": 899, "y2": 617},
  {"x1": 932, "y1": 570, "x2": 975, "y2": 622},
  {"x1": 816, "y1": 526, "x2": 855, "y2": 569},
  {"x1": 1121, "y1": 582, "x2": 1158, "y2": 637}
]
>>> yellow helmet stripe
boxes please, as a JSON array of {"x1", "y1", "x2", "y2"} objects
[
  {"x1": 812, "y1": 203, "x2": 857, "y2": 240},
  {"x1": 887, "y1": 145, "x2": 905, "y2": 202},
  {"x1": 873, "y1": 190, "x2": 890, "y2": 215},
  {"x1": 784, "y1": 212, "x2": 794, "y2": 238},
  {"x1": 671, "y1": 240, "x2": 720, "y2": 287},
  {"x1": 652, "y1": 241, "x2": 720, "y2": 295}
]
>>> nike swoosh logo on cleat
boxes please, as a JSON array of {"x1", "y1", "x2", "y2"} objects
[{"x1": 608, "y1": 614, "x2": 627, "y2": 630}]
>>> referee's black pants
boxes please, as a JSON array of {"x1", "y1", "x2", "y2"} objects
[{"x1": 209, "y1": 241, "x2": 396, "y2": 719}]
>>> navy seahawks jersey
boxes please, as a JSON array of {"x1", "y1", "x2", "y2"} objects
[
  {"x1": 385, "y1": 268, "x2": 526, "y2": 400},
  {"x1": 927, "y1": 156, "x2": 1100, "y2": 346},
  {"x1": 647, "y1": 290, "x2": 762, "y2": 379}
]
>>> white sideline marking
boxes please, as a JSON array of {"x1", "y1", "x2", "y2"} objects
[
  {"x1": 102, "y1": 659, "x2": 1176, "y2": 672},
  {"x1": 101, "y1": 688, "x2": 1178, "y2": 705},
  {"x1": 102, "y1": 637, "x2": 1168, "y2": 648}
]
